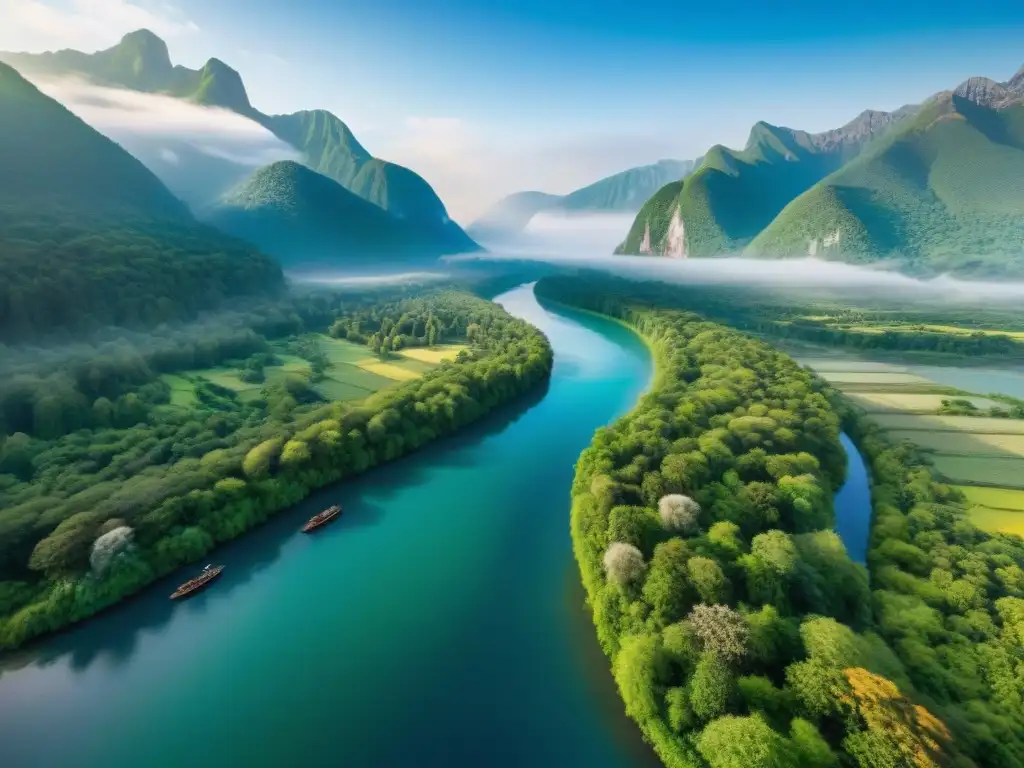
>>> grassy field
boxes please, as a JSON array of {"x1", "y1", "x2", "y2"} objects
[
  {"x1": 818, "y1": 371, "x2": 930, "y2": 385},
  {"x1": 162, "y1": 337, "x2": 468, "y2": 408},
  {"x1": 806, "y1": 356, "x2": 1024, "y2": 537},
  {"x1": 887, "y1": 430, "x2": 1024, "y2": 458},
  {"x1": 845, "y1": 392, "x2": 999, "y2": 414},
  {"x1": 957, "y1": 486, "x2": 1024, "y2": 511},
  {"x1": 869, "y1": 414, "x2": 1024, "y2": 434}
]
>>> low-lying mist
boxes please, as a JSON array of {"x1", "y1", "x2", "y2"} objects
[
  {"x1": 33, "y1": 76, "x2": 298, "y2": 207},
  {"x1": 449, "y1": 212, "x2": 1024, "y2": 308}
]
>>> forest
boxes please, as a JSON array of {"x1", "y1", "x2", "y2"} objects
[
  {"x1": 0, "y1": 207, "x2": 286, "y2": 342},
  {"x1": 535, "y1": 273, "x2": 1024, "y2": 768},
  {"x1": 0, "y1": 284, "x2": 552, "y2": 650}
]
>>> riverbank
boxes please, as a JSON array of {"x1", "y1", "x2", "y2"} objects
[
  {"x1": 0, "y1": 291, "x2": 553, "y2": 652},
  {"x1": 534, "y1": 275, "x2": 900, "y2": 768},
  {"x1": 0, "y1": 284, "x2": 662, "y2": 768}
]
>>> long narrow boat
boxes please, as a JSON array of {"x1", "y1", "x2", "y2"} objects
[
  {"x1": 170, "y1": 564, "x2": 224, "y2": 600},
  {"x1": 302, "y1": 504, "x2": 342, "y2": 533}
]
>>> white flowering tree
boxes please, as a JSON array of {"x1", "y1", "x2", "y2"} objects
[
  {"x1": 603, "y1": 542, "x2": 646, "y2": 586},
  {"x1": 90, "y1": 526, "x2": 135, "y2": 575},
  {"x1": 658, "y1": 494, "x2": 701, "y2": 533}
]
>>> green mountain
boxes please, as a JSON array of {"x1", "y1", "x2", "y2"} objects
[
  {"x1": 0, "y1": 62, "x2": 282, "y2": 341},
  {"x1": 617, "y1": 109, "x2": 913, "y2": 257},
  {"x1": 0, "y1": 30, "x2": 477, "y2": 254},
  {"x1": 749, "y1": 78, "x2": 1024, "y2": 276},
  {"x1": 559, "y1": 158, "x2": 697, "y2": 211},
  {"x1": 467, "y1": 159, "x2": 697, "y2": 239},
  {"x1": 205, "y1": 160, "x2": 451, "y2": 264}
]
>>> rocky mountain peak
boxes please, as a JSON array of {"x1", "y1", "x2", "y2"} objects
[{"x1": 953, "y1": 76, "x2": 1020, "y2": 108}]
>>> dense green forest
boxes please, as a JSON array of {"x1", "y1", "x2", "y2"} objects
[
  {"x1": 0, "y1": 285, "x2": 552, "y2": 650},
  {"x1": 535, "y1": 273, "x2": 1023, "y2": 768}
]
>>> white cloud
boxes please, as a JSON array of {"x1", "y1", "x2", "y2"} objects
[
  {"x1": 157, "y1": 147, "x2": 179, "y2": 164},
  {"x1": 0, "y1": 0, "x2": 198, "y2": 54},
  {"x1": 373, "y1": 116, "x2": 683, "y2": 225}
]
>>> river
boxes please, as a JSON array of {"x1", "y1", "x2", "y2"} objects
[
  {"x1": 0, "y1": 284, "x2": 659, "y2": 768},
  {"x1": 0, "y1": 283, "x2": 875, "y2": 767}
]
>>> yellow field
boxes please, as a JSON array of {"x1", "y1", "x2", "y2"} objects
[
  {"x1": 966, "y1": 506, "x2": 1024, "y2": 536},
  {"x1": 958, "y1": 486, "x2": 1024, "y2": 511},
  {"x1": 868, "y1": 324, "x2": 1024, "y2": 340},
  {"x1": 358, "y1": 362, "x2": 423, "y2": 381},
  {"x1": 398, "y1": 345, "x2": 467, "y2": 364},
  {"x1": 846, "y1": 392, "x2": 999, "y2": 414}
]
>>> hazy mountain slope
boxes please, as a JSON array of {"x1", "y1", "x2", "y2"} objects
[
  {"x1": 0, "y1": 60, "x2": 188, "y2": 218},
  {"x1": 749, "y1": 80, "x2": 1024, "y2": 276},
  {"x1": 1, "y1": 31, "x2": 478, "y2": 253},
  {"x1": 0, "y1": 62, "x2": 282, "y2": 340},
  {"x1": 559, "y1": 158, "x2": 697, "y2": 211},
  {"x1": 467, "y1": 159, "x2": 697, "y2": 241},
  {"x1": 617, "y1": 110, "x2": 912, "y2": 257},
  {"x1": 466, "y1": 191, "x2": 563, "y2": 238},
  {"x1": 205, "y1": 160, "x2": 449, "y2": 264}
]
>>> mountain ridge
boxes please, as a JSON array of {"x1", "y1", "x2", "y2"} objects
[
  {"x1": 0, "y1": 30, "x2": 478, "y2": 255},
  {"x1": 467, "y1": 158, "x2": 697, "y2": 239},
  {"x1": 618, "y1": 61, "x2": 1024, "y2": 276}
]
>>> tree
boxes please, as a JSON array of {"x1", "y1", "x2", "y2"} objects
[
  {"x1": 603, "y1": 542, "x2": 646, "y2": 586},
  {"x1": 90, "y1": 525, "x2": 134, "y2": 574},
  {"x1": 690, "y1": 652, "x2": 736, "y2": 722},
  {"x1": 697, "y1": 714, "x2": 793, "y2": 768},
  {"x1": 688, "y1": 556, "x2": 729, "y2": 603},
  {"x1": 643, "y1": 539, "x2": 694, "y2": 625},
  {"x1": 688, "y1": 603, "x2": 750, "y2": 663},
  {"x1": 659, "y1": 493, "x2": 700, "y2": 532}
]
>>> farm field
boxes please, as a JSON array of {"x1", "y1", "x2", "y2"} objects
[
  {"x1": 162, "y1": 337, "x2": 468, "y2": 408},
  {"x1": 805, "y1": 355, "x2": 1024, "y2": 537},
  {"x1": 844, "y1": 392, "x2": 999, "y2": 413},
  {"x1": 886, "y1": 430, "x2": 1024, "y2": 458},
  {"x1": 869, "y1": 414, "x2": 1024, "y2": 434}
]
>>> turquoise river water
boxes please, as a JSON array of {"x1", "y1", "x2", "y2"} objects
[{"x1": 0, "y1": 284, "x2": 872, "y2": 767}]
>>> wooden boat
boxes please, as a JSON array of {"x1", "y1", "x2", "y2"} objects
[
  {"x1": 302, "y1": 504, "x2": 342, "y2": 533},
  {"x1": 170, "y1": 564, "x2": 224, "y2": 600}
]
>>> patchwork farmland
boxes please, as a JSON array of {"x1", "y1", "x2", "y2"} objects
[{"x1": 802, "y1": 354, "x2": 1024, "y2": 538}]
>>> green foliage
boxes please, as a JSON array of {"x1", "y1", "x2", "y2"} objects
[
  {"x1": 0, "y1": 287, "x2": 552, "y2": 650},
  {"x1": 543, "y1": 273, "x2": 975, "y2": 768}
]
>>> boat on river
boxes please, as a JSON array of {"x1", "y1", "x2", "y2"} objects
[
  {"x1": 302, "y1": 504, "x2": 342, "y2": 533},
  {"x1": 170, "y1": 564, "x2": 224, "y2": 600}
]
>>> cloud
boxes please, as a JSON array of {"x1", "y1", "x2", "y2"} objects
[
  {"x1": 370, "y1": 116, "x2": 685, "y2": 226},
  {"x1": 0, "y1": 0, "x2": 198, "y2": 53},
  {"x1": 157, "y1": 147, "x2": 179, "y2": 164},
  {"x1": 34, "y1": 76, "x2": 297, "y2": 166}
]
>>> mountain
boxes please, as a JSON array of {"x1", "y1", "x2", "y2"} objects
[
  {"x1": 0, "y1": 30, "x2": 478, "y2": 254},
  {"x1": 205, "y1": 161, "x2": 449, "y2": 264},
  {"x1": 617, "y1": 109, "x2": 913, "y2": 258},
  {"x1": 467, "y1": 159, "x2": 697, "y2": 240},
  {"x1": 0, "y1": 62, "x2": 282, "y2": 341},
  {"x1": 559, "y1": 159, "x2": 698, "y2": 211},
  {"x1": 748, "y1": 77, "x2": 1024, "y2": 276},
  {"x1": 466, "y1": 191, "x2": 563, "y2": 238}
]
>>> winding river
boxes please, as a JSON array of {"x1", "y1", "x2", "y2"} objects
[
  {"x1": 0, "y1": 284, "x2": 873, "y2": 767},
  {"x1": 0, "y1": 285, "x2": 659, "y2": 768}
]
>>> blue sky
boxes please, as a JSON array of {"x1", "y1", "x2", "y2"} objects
[{"x1": 4, "y1": 0, "x2": 1024, "y2": 221}]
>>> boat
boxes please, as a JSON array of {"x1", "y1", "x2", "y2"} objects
[
  {"x1": 170, "y1": 564, "x2": 224, "y2": 600},
  {"x1": 302, "y1": 504, "x2": 342, "y2": 533}
]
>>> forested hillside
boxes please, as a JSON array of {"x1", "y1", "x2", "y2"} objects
[
  {"x1": 617, "y1": 112, "x2": 909, "y2": 258},
  {"x1": 536, "y1": 273, "x2": 1024, "y2": 768},
  {"x1": 0, "y1": 31, "x2": 479, "y2": 254},
  {"x1": 0, "y1": 285, "x2": 552, "y2": 649},
  {"x1": 0, "y1": 62, "x2": 283, "y2": 341}
]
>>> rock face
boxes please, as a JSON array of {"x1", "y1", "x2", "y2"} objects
[
  {"x1": 664, "y1": 207, "x2": 687, "y2": 258},
  {"x1": 639, "y1": 221, "x2": 652, "y2": 254},
  {"x1": 953, "y1": 77, "x2": 1023, "y2": 109}
]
